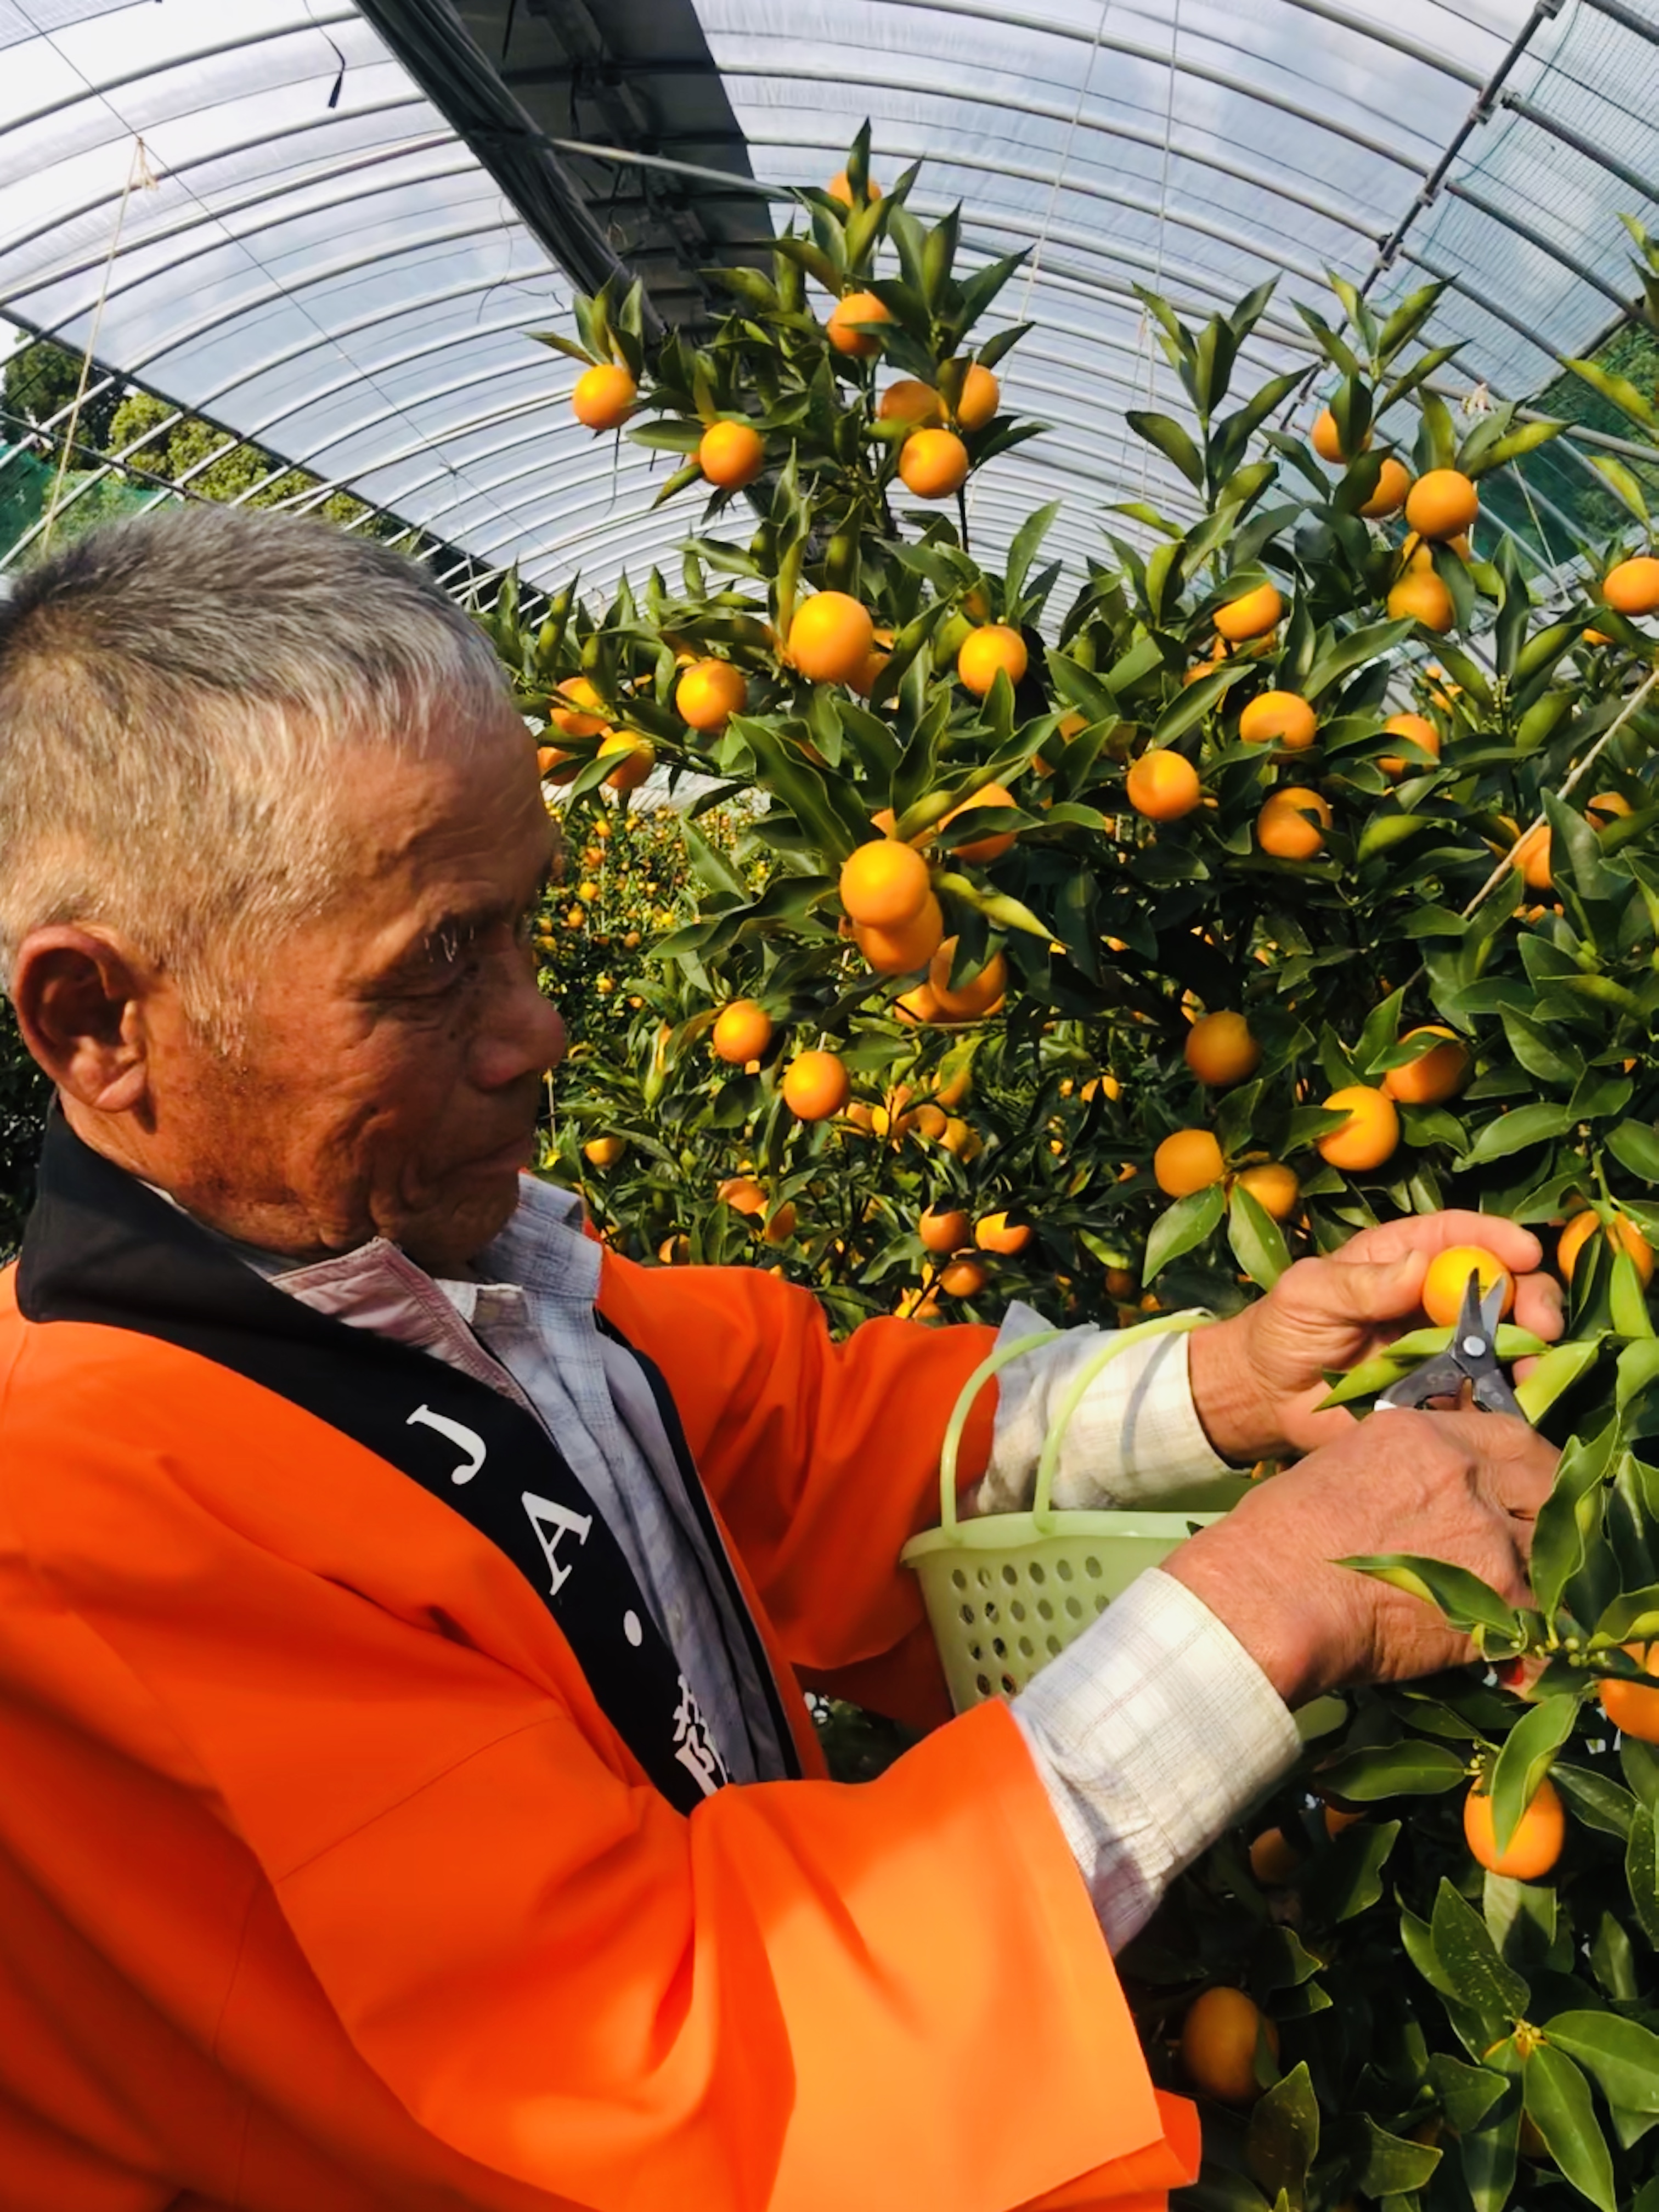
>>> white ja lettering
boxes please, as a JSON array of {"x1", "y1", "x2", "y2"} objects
[
  {"x1": 521, "y1": 1492, "x2": 591, "y2": 1598},
  {"x1": 405, "y1": 1404, "x2": 487, "y2": 1485}
]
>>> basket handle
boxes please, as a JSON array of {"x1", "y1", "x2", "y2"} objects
[
  {"x1": 937, "y1": 1329, "x2": 1068, "y2": 1528},
  {"x1": 1031, "y1": 1310, "x2": 1207, "y2": 1533}
]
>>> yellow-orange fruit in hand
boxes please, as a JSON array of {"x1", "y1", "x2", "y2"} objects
[
  {"x1": 1155, "y1": 1128, "x2": 1226, "y2": 1197},
  {"x1": 855, "y1": 891, "x2": 944, "y2": 975},
  {"x1": 1559, "y1": 1209, "x2": 1655, "y2": 1287},
  {"x1": 1387, "y1": 570, "x2": 1454, "y2": 631},
  {"x1": 877, "y1": 377, "x2": 942, "y2": 426},
  {"x1": 1602, "y1": 555, "x2": 1659, "y2": 616},
  {"x1": 1256, "y1": 787, "x2": 1331, "y2": 861},
  {"x1": 839, "y1": 837, "x2": 931, "y2": 929},
  {"x1": 1509, "y1": 822, "x2": 1551, "y2": 892},
  {"x1": 781, "y1": 1049, "x2": 850, "y2": 1122},
  {"x1": 899, "y1": 427, "x2": 970, "y2": 500},
  {"x1": 571, "y1": 363, "x2": 636, "y2": 430},
  {"x1": 975, "y1": 1212, "x2": 1032, "y2": 1255},
  {"x1": 957, "y1": 624, "x2": 1028, "y2": 696},
  {"x1": 952, "y1": 361, "x2": 1000, "y2": 430},
  {"x1": 549, "y1": 674, "x2": 609, "y2": 738},
  {"x1": 1126, "y1": 749, "x2": 1201, "y2": 820},
  {"x1": 1599, "y1": 1644, "x2": 1659, "y2": 1741},
  {"x1": 827, "y1": 290, "x2": 891, "y2": 356},
  {"x1": 1239, "y1": 691, "x2": 1317, "y2": 750},
  {"x1": 599, "y1": 733, "x2": 653, "y2": 792},
  {"x1": 1463, "y1": 1778, "x2": 1565, "y2": 1881},
  {"x1": 718, "y1": 1176, "x2": 768, "y2": 1216},
  {"x1": 919, "y1": 1206, "x2": 970, "y2": 1256},
  {"x1": 1311, "y1": 407, "x2": 1368, "y2": 464},
  {"x1": 1215, "y1": 583, "x2": 1283, "y2": 643},
  {"x1": 676, "y1": 658, "x2": 747, "y2": 733},
  {"x1": 1249, "y1": 1826, "x2": 1301, "y2": 1886},
  {"x1": 1406, "y1": 467, "x2": 1480, "y2": 541},
  {"x1": 1359, "y1": 456, "x2": 1412, "y2": 519},
  {"x1": 1317, "y1": 1085, "x2": 1399, "y2": 1172},
  {"x1": 941, "y1": 782, "x2": 1019, "y2": 864},
  {"x1": 1379, "y1": 713, "x2": 1440, "y2": 776},
  {"x1": 1180, "y1": 1988, "x2": 1279, "y2": 2106},
  {"x1": 788, "y1": 592, "x2": 876, "y2": 685},
  {"x1": 1235, "y1": 1162, "x2": 1299, "y2": 1222},
  {"x1": 827, "y1": 168, "x2": 881, "y2": 205},
  {"x1": 929, "y1": 939, "x2": 1007, "y2": 1021},
  {"x1": 1184, "y1": 1012, "x2": 1261, "y2": 1087},
  {"x1": 698, "y1": 419, "x2": 765, "y2": 489},
  {"x1": 711, "y1": 1000, "x2": 772, "y2": 1065},
  {"x1": 1421, "y1": 1244, "x2": 1514, "y2": 1329},
  {"x1": 1384, "y1": 1026, "x2": 1469, "y2": 1106}
]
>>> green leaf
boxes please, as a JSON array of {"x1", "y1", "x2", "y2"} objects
[
  {"x1": 1299, "y1": 1816, "x2": 1399, "y2": 1927},
  {"x1": 1228, "y1": 1180, "x2": 1291, "y2": 1289},
  {"x1": 1126, "y1": 410, "x2": 1205, "y2": 490},
  {"x1": 1341, "y1": 1556, "x2": 1520, "y2": 1639},
  {"x1": 1564, "y1": 354, "x2": 1659, "y2": 431},
  {"x1": 1553, "y1": 1763, "x2": 1635, "y2": 1841},
  {"x1": 1487, "y1": 1692, "x2": 1580, "y2": 1857},
  {"x1": 1143, "y1": 1182, "x2": 1227, "y2": 1282},
  {"x1": 1607, "y1": 1119, "x2": 1659, "y2": 1183},
  {"x1": 1516, "y1": 1338, "x2": 1602, "y2": 1424},
  {"x1": 1353, "y1": 2117, "x2": 1441, "y2": 2197},
  {"x1": 1245, "y1": 2062, "x2": 1319, "y2": 2207},
  {"x1": 1627, "y1": 1804, "x2": 1659, "y2": 1949},
  {"x1": 1312, "y1": 1739, "x2": 1469, "y2": 1801},
  {"x1": 1003, "y1": 500, "x2": 1060, "y2": 610},
  {"x1": 1304, "y1": 617, "x2": 1415, "y2": 701},
  {"x1": 1531, "y1": 1425, "x2": 1614, "y2": 1621},
  {"x1": 1522, "y1": 2044, "x2": 1617, "y2": 2212},
  {"x1": 1547, "y1": 2011, "x2": 1659, "y2": 2115},
  {"x1": 1431, "y1": 1877, "x2": 1530, "y2": 2026}
]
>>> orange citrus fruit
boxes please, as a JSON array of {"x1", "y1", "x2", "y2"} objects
[
  {"x1": 1180, "y1": 1988, "x2": 1279, "y2": 2106},
  {"x1": 919, "y1": 1206, "x2": 970, "y2": 1255},
  {"x1": 1510, "y1": 822, "x2": 1551, "y2": 891},
  {"x1": 536, "y1": 743, "x2": 579, "y2": 785},
  {"x1": 896, "y1": 981, "x2": 943, "y2": 1024},
  {"x1": 839, "y1": 838, "x2": 931, "y2": 928},
  {"x1": 711, "y1": 1000, "x2": 773, "y2": 1065},
  {"x1": 1154, "y1": 1128, "x2": 1226, "y2": 1197},
  {"x1": 698, "y1": 419, "x2": 765, "y2": 489},
  {"x1": 1463, "y1": 1778, "x2": 1564, "y2": 1881},
  {"x1": 549, "y1": 674, "x2": 610, "y2": 738},
  {"x1": 827, "y1": 290, "x2": 891, "y2": 356},
  {"x1": 1185, "y1": 1012, "x2": 1261, "y2": 1087},
  {"x1": 1359, "y1": 456, "x2": 1411, "y2": 519},
  {"x1": 676, "y1": 658, "x2": 747, "y2": 733},
  {"x1": 1239, "y1": 691, "x2": 1317, "y2": 749},
  {"x1": 599, "y1": 733, "x2": 653, "y2": 792},
  {"x1": 1249, "y1": 1826, "x2": 1301, "y2": 1886},
  {"x1": 929, "y1": 940, "x2": 1008, "y2": 1020},
  {"x1": 781, "y1": 1049, "x2": 850, "y2": 1121},
  {"x1": 788, "y1": 592, "x2": 876, "y2": 684},
  {"x1": 1604, "y1": 555, "x2": 1659, "y2": 616},
  {"x1": 658, "y1": 1234, "x2": 690, "y2": 1265},
  {"x1": 941, "y1": 781, "x2": 1019, "y2": 864},
  {"x1": 1235, "y1": 1162, "x2": 1299, "y2": 1222},
  {"x1": 1406, "y1": 468, "x2": 1480, "y2": 540},
  {"x1": 1589, "y1": 791, "x2": 1633, "y2": 825},
  {"x1": 1256, "y1": 787, "x2": 1330, "y2": 860},
  {"x1": 718, "y1": 1176, "x2": 768, "y2": 1216},
  {"x1": 1378, "y1": 712, "x2": 1440, "y2": 776},
  {"x1": 1215, "y1": 583, "x2": 1283, "y2": 643},
  {"x1": 899, "y1": 427, "x2": 970, "y2": 499},
  {"x1": 1559, "y1": 1209, "x2": 1655, "y2": 1287},
  {"x1": 583, "y1": 1137, "x2": 627, "y2": 1169},
  {"x1": 1311, "y1": 407, "x2": 1369, "y2": 464},
  {"x1": 952, "y1": 362, "x2": 1000, "y2": 429},
  {"x1": 1126, "y1": 750, "x2": 1202, "y2": 820},
  {"x1": 761, "y1": 1203, "x2": 797, "y2": 1245},
  {"x1": 1317, "y1": 1085, "x2": 1399, "y2": 1173},
  {"x1": 1383, "y1": 1026, "x2": 1469, "y2": 1106},
  {"x1": 855, "y1": 891, "x2": 944, "y2": 974},
  {"x1": 1387, "y1": 571, "x2": 1454, "y2": 630},
  {"x1": 877, "y1": 378, "x2": 943, "y2": 426},
  {"x1": 975, "y1": 1212, "x2": 1032, "y2": 1255},
  {"x1": 939, "y1": 1257, "x2": 987, "y2": 1297},
  {"x1": 1422, "y1": 1244, "x2": 1514, "y2": 1329},
  {"x1": 571, "y1": 363, "x2": 637, "y2": 430},
  {"x1": 957, "y1": 624, "x2": 1028, "y2": 696},
  {"x1": 1599, "y1": 1644, "x2": 1659, "y2": 1741},
  {"x1": 827, "y1": 168, "x2": 881, "y2": 205}
]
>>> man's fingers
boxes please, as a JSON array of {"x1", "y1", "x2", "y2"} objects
[
  {"x1": 1337, "y1": 1210, "x2": 1545, "y2": 1278},
  {"x1": 1435, "y1": 1409, "x2": 1559, "y2": 1516},
  {"x1": 1514, "y1": 1272, "x2": 1565, "y2": 1345}
]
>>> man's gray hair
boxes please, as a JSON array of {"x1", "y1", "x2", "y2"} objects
[{"x1": 0, "y1": 505, "x2": 516, "y2": 1042}]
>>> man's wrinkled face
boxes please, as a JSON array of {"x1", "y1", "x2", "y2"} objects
[{"x1": 139, "y1": 713, "x2": 566, "y2": 1273}]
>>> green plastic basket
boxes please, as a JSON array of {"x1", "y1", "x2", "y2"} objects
[{"x1": 901, "y1": 1312, "x2": 1345, "y2": 1741}]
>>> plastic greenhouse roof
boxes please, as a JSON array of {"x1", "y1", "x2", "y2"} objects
[{"x1": 0, "y1": 0, "x2": 1653, "y2": 605}]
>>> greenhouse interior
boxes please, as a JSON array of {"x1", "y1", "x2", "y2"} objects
[{"x1": 8, "y1": 4, "x2": 1659, "y2": 2210}]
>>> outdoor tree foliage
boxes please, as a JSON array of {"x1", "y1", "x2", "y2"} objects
[{"x1": 479, "y1": 137, "x2": 1659, "y2": 2209}]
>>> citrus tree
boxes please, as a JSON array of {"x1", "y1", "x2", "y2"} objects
[{"x1": 483, "y1": 134, "x2": 1659, "y2": 2209}]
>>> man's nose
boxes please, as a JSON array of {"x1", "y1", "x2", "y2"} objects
[{"x1": 470, "y1": 966, "x2": 567, "y2": 1091}]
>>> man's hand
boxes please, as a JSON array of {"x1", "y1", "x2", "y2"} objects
[
  {"x1": 1161, "y1": 1409, "x2": 1557, "y2": 1710},
  {"x1": 1187, "y1": 1210, "x2": 1565, "y2": 1463}
]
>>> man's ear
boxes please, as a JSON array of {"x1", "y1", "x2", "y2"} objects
[{"x1": 10, "y1": 927, "x2": 153, "y2": 1115}]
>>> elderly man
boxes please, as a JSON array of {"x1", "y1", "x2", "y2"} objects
[{"x1": 0, "y1": 509, "x2": 1559, "y2": 2212}]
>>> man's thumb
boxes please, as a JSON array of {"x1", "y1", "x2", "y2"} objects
[{"x1": 1330, "y1": 1249, "x2": 1427, "y2": 1323}]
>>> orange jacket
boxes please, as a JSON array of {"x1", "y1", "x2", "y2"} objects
[{"x1": 0, "y1": 1171, "x2": 1197, "y2": 2209}]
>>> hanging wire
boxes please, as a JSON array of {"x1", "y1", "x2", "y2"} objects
[
  {"x1": 1139, "y1": 0, "x2": 1182, "y2": 498},
  {"x1": 39, "y1": 133, "x2": 155, "y2": 551}
]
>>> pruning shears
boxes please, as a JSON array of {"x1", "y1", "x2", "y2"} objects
[{"x1": 1374, "y1": 1270, "x2": 1528, "y2": 1423}]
